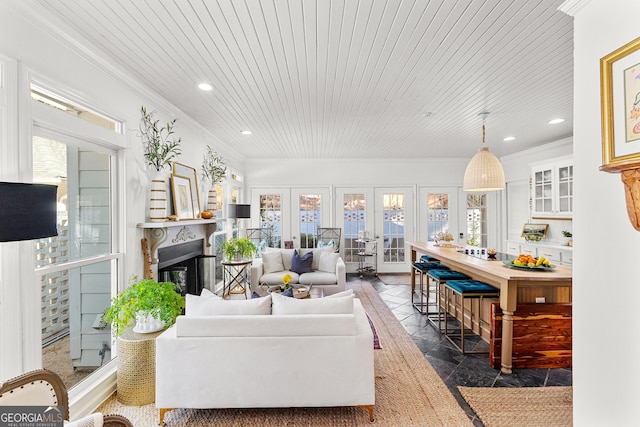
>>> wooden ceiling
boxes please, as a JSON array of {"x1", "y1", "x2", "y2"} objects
[{"x1": 28, "y1": 0, "x2": 574, "y2": 160}]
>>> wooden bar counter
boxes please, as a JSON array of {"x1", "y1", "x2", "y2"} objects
[{"x1": 408, "y1": 241, "x2": 572, "y2": 374}]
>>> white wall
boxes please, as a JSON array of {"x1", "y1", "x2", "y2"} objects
[{"x1": 572, "y1": 0, "x2": 640, "y2": 425}]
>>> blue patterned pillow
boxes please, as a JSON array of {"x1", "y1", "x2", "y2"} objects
[
  {"x1": 281, "y1": 287, "x2": 294, "y2": 297},
  {"x1": 291, "y1": 249, "x2": 313, "y2": 274}
]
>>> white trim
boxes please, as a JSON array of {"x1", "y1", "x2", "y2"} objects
[{"x1": 68, "y1": 360, "x2": 117, "y2": 419}]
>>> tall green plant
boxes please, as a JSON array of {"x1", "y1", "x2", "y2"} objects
[
  {"x1": 138, "y1": 106, "x2": 182, "y2": 172},
  {"x1": 103, "y1": 278, "x2": 185, "y2": 336}
]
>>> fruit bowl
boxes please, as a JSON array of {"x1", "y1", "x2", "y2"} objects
[{"x1": 503, "y1": 259, "x2": 556, "y2": 270}]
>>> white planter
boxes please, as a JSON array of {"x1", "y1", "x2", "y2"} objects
[
  {"x1": 561, "y1": 237, "x2": 572, "y2": 246},
  {"x1": 133, "y1": 312, "x2": 164, "y2": 334},
  {"x1": 150, "y1": 172, "x2": 167, "y2": 222}
]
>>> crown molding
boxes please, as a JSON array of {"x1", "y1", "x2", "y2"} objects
[{"x1": 558, "y1": 0, "x2": 592, "y2": 16}]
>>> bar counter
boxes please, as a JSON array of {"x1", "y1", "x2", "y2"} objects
[{"x1": 408, "y1": 241, "x2": 572, "y2": 374}]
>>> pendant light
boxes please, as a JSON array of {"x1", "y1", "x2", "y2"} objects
[{"x1": 463, "y1": 112, "x2": 505, "y2": 191}]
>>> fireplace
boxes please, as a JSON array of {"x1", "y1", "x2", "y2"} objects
[{"x1": 158, "y1": 239, "x2": 215, "y2": 295}]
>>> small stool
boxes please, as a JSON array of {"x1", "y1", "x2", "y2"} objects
[
  {"x1": 412, "y1": 262, "x2": 449, "y2": 314},
  {"x1": 421, "y1": 254, "x2": 440, "y2": 263},
  {"x1": 426, "y1": 269, "x2": 470, "y2": 332},
  {"x1": 443, "y1": 280, "x2": 500, "y2": 354}
]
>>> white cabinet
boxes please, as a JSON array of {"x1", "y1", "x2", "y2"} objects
[
  {"x1": 505, "y1": 240, "x2": 572, "y2": 266},
  {"x1": 531, "y1": 157, "x2": 573, "y2": 218}
]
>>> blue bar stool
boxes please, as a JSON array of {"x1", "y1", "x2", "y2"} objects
[
  {"x1": 426, "y1": 269, "x2": 471, "y2": 332},
  {"x1": 411, "y1": 262, "x2": 449, "y2": 314},
  {"x1": 443, "y1": 279, "x2": 500, "y2": 354},
  {"x1": 420, "y1": 254, "x2": 440, "y2": 263}
]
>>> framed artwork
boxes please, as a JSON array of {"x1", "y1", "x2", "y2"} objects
[
  {"x1": 173, "y1": 162, "x2": 201, "y2": 218},
  {"x1": 170, "y1": 174, "x2": 195, "y2": 220},
  {"x1": 600, "y1": 36, "x2": 640, "y2": 172},
  {"x1": 521, "y1": 223, "x2": 548, "y2": 242}
]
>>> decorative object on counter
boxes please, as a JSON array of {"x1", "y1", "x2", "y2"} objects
[
  {"x1": 173, "y1": 162, "x2": 201, "y2": 219},
  {"x1": 434, "y1": 231, "x2": 459, "y2": 247},
  {"x1": 504, "y1": 254, "x2": 555, "y2": 270},
  {"x1": 103, "y1": 277, "x2": 185, "y2": 336},
  {"x1": 463, "y1": 112, "x2": 505, "y2": 192},
  {"x1": 138, "y1": 106, "x2": 182, "y2": 222},
  {"x1": 220, "y1": 237, "x2": 257, "y2": 262},
  {"x1": 561, "y1": 230, "x2": 573, "y2": 246},
  {"x1": 600, "y1": 36, "x2": 640, "y2": 231},
  {"x1": 170, "y1": 174, "x2": 195, "y2": 220},
  {"x1": 521, "y1": 223, "x2": 548, "y2": 241},
  {"x1": 487, "y1": 248, "x2": 497, "y2": 258},
  {"x1": 201, "y1": 145, "x2": 227, "y2": 217}
]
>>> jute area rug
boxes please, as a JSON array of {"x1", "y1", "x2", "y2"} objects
[
  {"x1": 459, "y1": 386, "x2": 573, "y2": 427},
  {"x1": 99, "y1": 281, "x2": 471, "y2": 426}
]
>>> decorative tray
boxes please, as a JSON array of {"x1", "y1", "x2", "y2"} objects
[{"x1": 502, "y1": 260, "x2": 556, "y2": 270}]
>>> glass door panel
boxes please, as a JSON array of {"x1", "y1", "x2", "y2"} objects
[
  {"x1": 375, "y1": 188, "x2": 414, "y2": 272},
  {"x1": 291, "y1": 188, "x2": 330, "y2": 249},
  {"x1": 336, "y1": 188, "x2": 374, "y2": 270}
]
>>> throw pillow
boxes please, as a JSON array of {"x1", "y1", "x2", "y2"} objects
[
  {"x1": 291, "y1": 249, "x2": 313, "y2": 274},
  {"x1": 271, "y1": 291, "x2": 354, "y2": 314},
  {"x1": 197, "y1": 294, "x2": 272, "y2": 315},
  {"x1": 186, "y1": 288, "x2": 221, "y2": 316},
  {"x1": 261, "y1": 251, "x2": 284, "y2": 274},
  {"x1": 318, "y1": 251, "x2": 340, "y2": 273}
]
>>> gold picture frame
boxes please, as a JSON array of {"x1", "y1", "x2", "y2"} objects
[
  {"x1": 173, "y1": 162, "x2": 201, "y2": 218},
  {"x1": 170, "y1": 174, "x2": 195, "y2": 220},
  {"x1": 521, "y1": 223, "x2": 548, "y2": 242},
  {"x1": 600, "y1": 36, "x2": 640, "y2": 172}
]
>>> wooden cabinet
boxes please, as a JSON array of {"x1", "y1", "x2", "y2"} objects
[{"x1": 531, "y1": 157, "x2": 573, "y2": 218}]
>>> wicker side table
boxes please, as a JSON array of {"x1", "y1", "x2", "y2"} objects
[{"x1": 117, "y1": 328, "x2": 163, "y2": 406}]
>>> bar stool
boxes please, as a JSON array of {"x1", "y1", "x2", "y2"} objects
[
  {"x1": 420, "y1": 254, "x2": 440, "y2": 263},
  {"x1": 443, "y1": 279, "x2": 500, "y2": 354},
  {"x1": 426, "y1": 269, "x2": 470, "y2": 332},
  {"x1": 411, "y1": 262, "x2": 449, "y2": 314}
]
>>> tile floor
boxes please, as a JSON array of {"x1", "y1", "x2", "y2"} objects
[{"x1": 352, "y1": 273, "x2": 572, "y2": 427}]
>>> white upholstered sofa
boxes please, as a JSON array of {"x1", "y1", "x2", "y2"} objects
[
  {"x1": 250, "y1": 246, "x2": 346, "y2": 295},
  {"x1": 155, "y1": 289, "x2": 375, "y2": 424}
]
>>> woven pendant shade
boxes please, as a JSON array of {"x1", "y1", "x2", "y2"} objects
[{"x1": 463, "y1": 114, "x2": 505, "y2": 192}]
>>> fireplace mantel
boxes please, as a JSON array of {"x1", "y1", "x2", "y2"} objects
[{"x1": 137, "y1": 219, "x2": 218, "y2": 266}]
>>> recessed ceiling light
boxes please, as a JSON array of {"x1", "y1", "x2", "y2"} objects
[
  {"x1": 198, "y1": 83, "x2": 213, "y2": 91},
  {"x1": 548, "y1": 118, "x2": 565, "y2": 124},
  {"x1": 240, "y1": 130, "x2": 252, "y2": 135},
  {"x1": 503, "y1": 136, "x2": 516, "y2": 142}
]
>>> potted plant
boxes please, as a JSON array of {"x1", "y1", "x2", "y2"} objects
[
  {"x1": 103, "y1": 277, "x2": 185, "y2": 336},
  {"x1": 138, "y1": 106, "x2": 182, "y2": 221},
  {"x1": 220, "y1": 237, "x2": 257, "y2": 262},
  {"x1": 200, "y1": 145, "x2": 227, "y2": 216},
  {"x1": 561, "y1": 230, "x2": 573, "y2": 246}
]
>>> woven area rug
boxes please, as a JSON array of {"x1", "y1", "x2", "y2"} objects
[
  {"x1": 459, "y1": 386, "x2": 573, "y2": 427},
  {"x1": 98, "y1": 281, "x2": 471, "y2": 426}
]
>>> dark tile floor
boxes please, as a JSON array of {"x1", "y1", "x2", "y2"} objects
[{"x1": 351, "y1": 273, "x2": 573, "y2": 426}]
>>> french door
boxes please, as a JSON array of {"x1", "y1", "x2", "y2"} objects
[
  {"x1": 335, "y1": 188, "x2": 374, "y2": 270},
  {"x1": 290, "y1": 188, "x2": 331, "y2": 248},
  {"x1": 418, "y1": 187, "x2": 461, "y2": 244},
  {"x1": 374, "y1": 187, "x2": 414, "y2": 273}
]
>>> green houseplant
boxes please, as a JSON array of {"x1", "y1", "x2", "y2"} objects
[
  {"x1": 138, "y1": 106, "x2": 182, "y2": 172},
  {"x1": 103, "y1": 278, "x2": 185, "y2": 336},
  {"x1": 561, "y1": 230, "x2": 573, "y2": 246},
  {"x1": 220, "y1": 237, "x2": 257, "y2": 262}
]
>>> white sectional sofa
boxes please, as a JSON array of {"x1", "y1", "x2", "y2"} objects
[
  {"x1": 250, "y1": 246, "x2": 346, "y2": 295},
  {"x1": 155, "y1": 289, "x2": 375, "y2": 424}
]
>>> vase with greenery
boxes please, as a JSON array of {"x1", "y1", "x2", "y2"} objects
[
  {"x1": 220, "y1": 237, "x2": 257, "y2": 262},
  {"x1": 561, "y1": 230, "x2": 573, "y2": 246},
  {"x1": 138, "y1": 106, "x2": 182, "y2": 221},
  {"x1": 200, "y1": 145, "x2": 227, "y2": 215},
  {"x1": 103, "y1": 278, "x2": 185, "y2": 336}
]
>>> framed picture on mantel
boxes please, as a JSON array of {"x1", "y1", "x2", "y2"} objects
[
  {"x1": 600, "y1": 36, "x2": 640, "y2": 172},
  {"x1": 170, "y1": 174, "x2": 195, "y2": 220}
]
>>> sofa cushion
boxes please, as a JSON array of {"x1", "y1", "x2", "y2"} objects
[
  {"x1": 261, "y1": 251, "x2": 284, "y2": 274},
  {"x1": 325, "y1": 289, "x2": 354, "y2": 298},
  {"x1": 259, "y1": 271, "x2": 300, "y2": 285},
  {"x1": 299, "y1": 246, "x2": 333, "y2": 270},
  {"x1": 185, "y1": 288, "x2": 221, "y2": 315},
  {"x1": 291, "y1": 249, "x2": 313, "y2": 274},
  {"x1": 298, "y1": 271, "x2": 338, "y2": 285},
  {"x1": 189, "y1": 294, "x2": 272, "y2": 316},
  {"x1": 271, "y1": 291, "x2": 354, "y2": 314},
  {"x1": 318, "y1": 251, "x2": 340, "y2": 273}
]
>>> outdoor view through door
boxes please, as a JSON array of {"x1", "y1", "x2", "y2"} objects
[
  {"x1": 382, "y1": 193, "x2": 405, "y2": 263},
  {"x1": 299, "y1": 194, "x2": 321, "y2": 248},
  {"x1": 342, "y1": 193, "x2": 366, "y2": 263}
]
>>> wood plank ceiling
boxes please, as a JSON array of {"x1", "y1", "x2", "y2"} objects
[{"x1": 30, "y1": 0, "x2": 573, "y2": 160}]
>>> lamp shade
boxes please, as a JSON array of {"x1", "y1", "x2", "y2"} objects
[
  {"x1": 0, "y1": 182, "x2": 58, "y2": 242},
  {"x1": 463, "y1": 147, "x2": 506, "y2": 191},
  {"x1": 227, "y1": 204, "x2": 251, "y2": 219}
]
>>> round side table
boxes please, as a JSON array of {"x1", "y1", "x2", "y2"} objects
[{"x1": 117, "y1": 328, "x2": 163, "y2": 406}]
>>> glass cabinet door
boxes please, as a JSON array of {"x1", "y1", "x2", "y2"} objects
[
  {"x1": 533, "y1": 168, "x2": 554, "y2": 214},
  {"x1": 557, "y1": 164, "x2": 573, "y2": 214}
]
